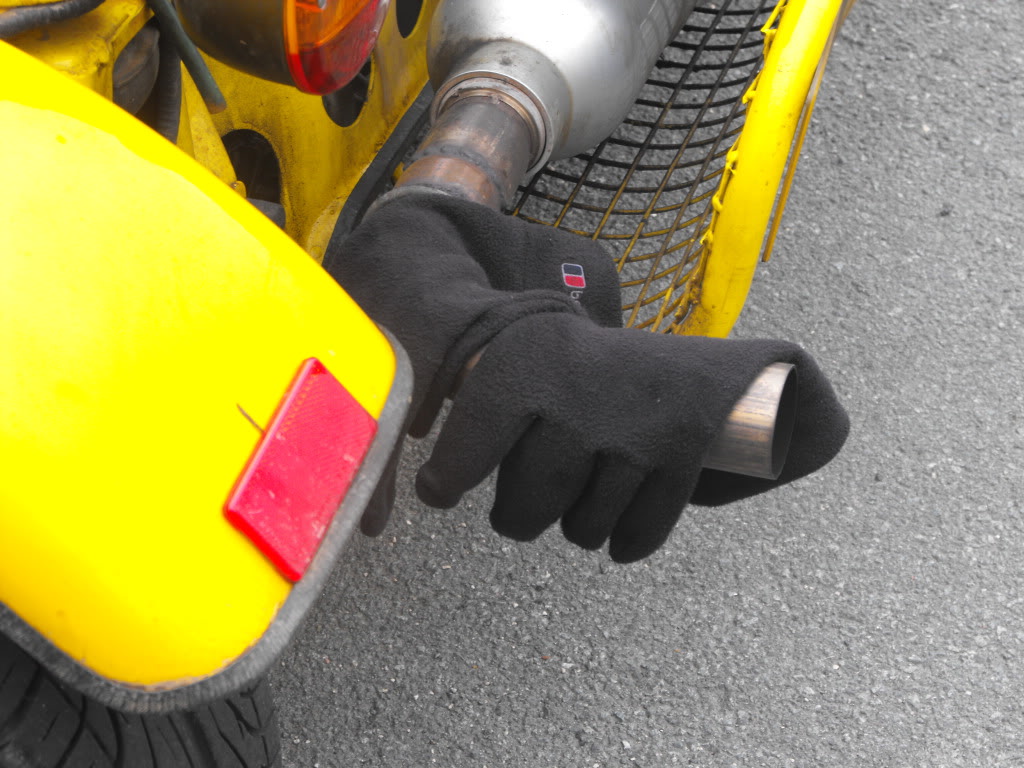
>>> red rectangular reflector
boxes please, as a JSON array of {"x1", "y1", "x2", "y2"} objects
[{"x1": 226, "y1": 358, "x2": 377, "y2": 582}]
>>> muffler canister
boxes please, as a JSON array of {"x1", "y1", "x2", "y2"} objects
[{"x1": 426, "y1": 0, "x2": 699, "y2": 172}]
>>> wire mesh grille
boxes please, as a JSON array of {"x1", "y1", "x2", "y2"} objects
[{"x1": 513, "y1": 0, "x2": 780, "y2": 333}]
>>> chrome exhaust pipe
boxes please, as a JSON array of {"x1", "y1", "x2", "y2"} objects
[
  {"x1": 704, "y1": 363, "x2": 799, "y2": 480},
  {"x1": 394, "y1": 0, "x2": 798, "y2": 479}
]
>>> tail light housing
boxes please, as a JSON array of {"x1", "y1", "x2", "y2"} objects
[{"x1": 175, "y1": 0, "x2": 390, "y2": 95}]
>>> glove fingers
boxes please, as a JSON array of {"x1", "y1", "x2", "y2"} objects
[
  {"x1": 489, "y1": 421, "x2": 596, "y2": 542},
  {"x1": 359, "y1": 441, "x2": 403, "y2": 536},
  {"x1": 408, "y1": 385, "x2": 446, "y2": 439},
  {"x1": 608, "y1": 468, "x2": 695, "y2": 563},
  {"x1": 559, "y1": 456, "x2": 647, "y2": 551},
  {"x1": 416, "y1": 384, "x2": 534, "y2": 510}
]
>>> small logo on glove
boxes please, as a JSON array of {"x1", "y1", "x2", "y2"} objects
[{"x1": 562, "y1": 263, "x2": 587, "y2": 291}]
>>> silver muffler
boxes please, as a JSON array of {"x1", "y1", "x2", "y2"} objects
[
  {"x1": 399, "y1": 0, "x2": 699, "y2": 210},
  {"x1": 395, "y1": 0, "x2": 798, "y2": 480},
  {"x1": 426, "y1": 0, "x2": 699, "y2": 173}
]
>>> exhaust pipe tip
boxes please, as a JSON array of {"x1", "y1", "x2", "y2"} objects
[{"x1": 703, "y1": 362, "x2": 799, "y2": 480}]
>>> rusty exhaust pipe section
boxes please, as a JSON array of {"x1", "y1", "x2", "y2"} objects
[
  {"x1": 392, "y1": 0, "x2": 799, "y2": 480},
  {"x1": 395, "y1": 90, "x2": 536, "y2": 211}
]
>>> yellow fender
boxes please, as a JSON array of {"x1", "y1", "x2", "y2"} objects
[{"x1": 0, "y1": 42, "x2": 409, "y2": 711}]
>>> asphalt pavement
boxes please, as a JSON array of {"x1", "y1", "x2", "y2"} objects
[{"x1": 270, "y1": 1, "x2": 1024, "y2": 764}]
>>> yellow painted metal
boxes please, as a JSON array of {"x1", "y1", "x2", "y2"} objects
[
  {"x1": 679, "y1": 0, "x2": 853, "y2": 337},
  {"x1": 178, "y1": 69, "x2": 245, "y2": 194},
  {"x1": 3, "y1": 0, "x2": 150, "y2": 99},
  {"x1": 0, "y1": 42, "x2": 396, "y2": 686},
  {"x1": 205, "y1": 0, "x2": 436, "y2": 260},
  {"x1": 5, "y1": 0, "x2": 436, "y2": 260}
]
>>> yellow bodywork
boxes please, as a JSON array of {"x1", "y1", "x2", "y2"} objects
[
  {"x1": 0, "y1": 43, "x2": 396, "y2": 686},
  {"x1": 682, "y1": 0, "x2": 855, "y2": 336}
]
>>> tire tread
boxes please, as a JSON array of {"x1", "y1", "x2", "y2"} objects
[{"x1": 0, "y1": 634, "x2": 279, "y2": 768}]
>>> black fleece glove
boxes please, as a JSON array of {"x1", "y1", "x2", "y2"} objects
[
  {"x1": 326, "y1": 191, "x2": 623, "y2": 533},
  {"x1": 416, "y1": 313, "x2": 849, "y2": 563}
]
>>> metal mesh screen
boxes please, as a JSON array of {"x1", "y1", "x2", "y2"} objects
[{"x1": 513, "y1": 0, "x2": 780, "y2": 333}]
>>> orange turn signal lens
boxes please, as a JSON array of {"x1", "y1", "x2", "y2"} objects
[{"x1": 284, "y1": 0, "x2": 389, "y2": 94}]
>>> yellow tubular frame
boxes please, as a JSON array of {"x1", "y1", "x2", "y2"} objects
[{"x1": 680, "y1": 0, "x2": 855, "y2": 337}]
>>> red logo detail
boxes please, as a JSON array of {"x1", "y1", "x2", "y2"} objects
[{"x1": 562, "y1": 263, "x2": 586, "y2": 289}]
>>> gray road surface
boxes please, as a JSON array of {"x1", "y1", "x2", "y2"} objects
[{"x1": 271, "y1": 1, "x2": 1024, "y2": 765}]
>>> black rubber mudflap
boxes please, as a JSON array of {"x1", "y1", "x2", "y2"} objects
[{"x1": 0, "y1": 633, "x2": 281, "y2": 768}]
